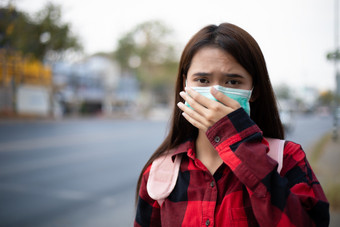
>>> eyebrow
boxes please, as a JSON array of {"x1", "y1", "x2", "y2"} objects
[
  {"x1": 192, "y1": 72, "x2": 212, "y2": 77},
  {"x1": 224, "y1": 73, "x2": 245, "y2": 79},
  {"x1": 192, "y1": 72, "x2": 245, "y2": 79}
]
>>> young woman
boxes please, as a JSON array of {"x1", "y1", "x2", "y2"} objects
[{"x1": 134, "y1": 23, "x2": 329, "y2": 227}]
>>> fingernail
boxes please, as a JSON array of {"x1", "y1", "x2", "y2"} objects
[{"x1": 179, "y1": 91, "x2": 185, "y2": 97}]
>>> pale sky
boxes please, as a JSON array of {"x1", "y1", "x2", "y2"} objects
[{"x1": 12, "y1": 0, "x2": 339, "y2": 91}]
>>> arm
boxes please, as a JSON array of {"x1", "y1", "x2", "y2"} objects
[
  {"x1": 206, "y1": 108, "x2": 330, "y2": 227},
  {"x1": 178, "y1": 86, "x2": 329, "y2": 226},
  {"x1": 134, "y1": 166, "x2": 161, "y2": 227}
]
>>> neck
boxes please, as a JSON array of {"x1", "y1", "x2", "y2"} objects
[{"x1": 196, "y1": 130, "x2": 223, "y2": 174}]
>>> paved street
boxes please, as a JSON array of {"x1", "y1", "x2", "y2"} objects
[
  {"x1": 0, "y1": 113, "x2": 333, "y2": 227},
  {"x1": 285, "y1": 113, "x2": 333, "y2": 155},
  {"x1": 0, "y1": 118, "x2": 169, "y2": 227}
]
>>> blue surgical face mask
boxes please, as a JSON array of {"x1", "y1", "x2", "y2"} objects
[{"x1": 184, "y1": 84, "x2": 252, "y2": 115}]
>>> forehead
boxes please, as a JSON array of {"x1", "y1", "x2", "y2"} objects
[
  {"x1": 188, "y1": 46, "x2": 250, "y2": 76},
  {"x1": 190, "y1": 47, "x2": 238, "y2": 70},
  {"x1": 193, "y1": 46, "x2": 230, "y2": 59}
]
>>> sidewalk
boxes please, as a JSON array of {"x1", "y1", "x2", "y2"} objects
[{"x1": 309, "y1": 130, "x2": 340, "y2": 227}]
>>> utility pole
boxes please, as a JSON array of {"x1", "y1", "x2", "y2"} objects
[
  {"x1": 327, "y1": 0, "x2": 340, "y2": 141},
  {"x1": 335, "y1": 0, "x2": 340, "y2": 141}
]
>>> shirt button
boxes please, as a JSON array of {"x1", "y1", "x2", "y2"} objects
[
  {"x1": 205, "y1": 219, "x2": 210, "y2": 226},
  {"x1": 210, "y1": 181, "x2": 215, "y2": 187},
  {"x1": 214, "y1": 136, "x2": 220, "y2": 143}
]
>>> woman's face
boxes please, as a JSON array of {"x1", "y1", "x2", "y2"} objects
[{"x1": 186, "y1": 46, "x2": 253, "y2": 90}]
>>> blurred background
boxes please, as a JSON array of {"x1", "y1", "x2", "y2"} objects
[{"x1": 0, "y1": 0, "x2": 339, "y2": 226}]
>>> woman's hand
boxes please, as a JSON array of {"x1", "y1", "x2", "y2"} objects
[{"x1": 177, "y1": 87, "x2": 241, "y2": 132}]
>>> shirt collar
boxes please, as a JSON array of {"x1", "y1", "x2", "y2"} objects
[{"x1": 171, "y1": 140, "x2": 196, "y2": 162}]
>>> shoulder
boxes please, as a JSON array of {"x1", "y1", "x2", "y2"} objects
[
  {"x1": 283, "y1": 140, "x2": 306, "y2": 161},
  {"x1": 142, "y1": 146, "x2": 185, "y2": 181},
  {"x1": 147, "y1": 150, "x2": 183, "y2": 200},
  {"x1": 143, "y1": 164, "x2": 152, "y2": 177},
  {"x1": 281, "y1": 140, "x2": 307, "y2": 175},
  {"x1": 139, "y1": 164, "x2": 152, "y2": 192}
]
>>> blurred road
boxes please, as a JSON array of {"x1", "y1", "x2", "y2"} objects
[
  {"x1": 0, "y1": 118, "x2": 169, "y2": 227},
  {"x1": 0, "y1": 113, "x2": 332, "y2": 227},
  {"x1": 285, "y1": 113, "x2": 333, "y2": 154}
]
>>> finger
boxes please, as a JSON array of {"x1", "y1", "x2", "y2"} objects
[
  {"x1": 179, "y1": 90, "x2": 208, "y2": 116},
  {"x1": 182, "y1": 88, "x2": 233, "y2": 122},
  {"x1": 184, "y1": 87, "x2": 219, "y2": 114},
  {"x1": 210, "y1": 87, "x2": 240, "y2": 109},
  {"x1": 181, "y1": 111, "x2": 208, "y2": 132},
  {"x1": 177, "y1": 102, "x2": 210, "y2": 128}
]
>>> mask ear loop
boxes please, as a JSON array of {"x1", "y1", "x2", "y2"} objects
[
  {"x1": 249, "y1": 86, "x2": 256, "y2": 101},
  {"x1": 248, "y1": 87, "x2": 254, "y2": 99}
]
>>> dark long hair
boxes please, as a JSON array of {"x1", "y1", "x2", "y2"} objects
[{"x1": 135, "y1": 23, "x2": 284, "y2": 204}]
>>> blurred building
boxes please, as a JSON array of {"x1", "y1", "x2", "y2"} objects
[
  {"x1": 0, "y1": 50, "x2": 52, "y2": 117},
  {"x1": 0, "y1": 50, "x2": 141, "y2": 118},
  {"x1": 53, "y1": 55, "x2": 140, "y2": 117}
]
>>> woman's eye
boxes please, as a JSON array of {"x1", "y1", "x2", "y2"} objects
[
  {"x1": 226, "y1": 80, "x2": 240, "y2": 85},
  {"x1": 198, "y1": 78, "x2": 209, "y2": 84}
]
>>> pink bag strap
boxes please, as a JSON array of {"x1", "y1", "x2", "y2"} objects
[
  {"x1": 146, "y1": 149, "x2": 182, "y2": 205},
  {"x1": 147, "y1": 138, "x2": 285, "y2": 206},
  {"x1": 266, "y1": 137, "x2": 285, "y2": 173}
]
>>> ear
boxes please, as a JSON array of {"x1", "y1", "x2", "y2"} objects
[{"x1": 250, "y1": 87, "x2": 259, "y2": 102}]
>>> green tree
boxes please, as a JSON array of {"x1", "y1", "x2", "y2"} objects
[
  {"x1": 114, "y1": 20, "x2": 178, "y2": 104},
  {"x1": 0, "y1": 2, "x2": 81, "y2": 61},
  {"x1": 326, "y1": 49, "x2": 340, "y2": 61}
]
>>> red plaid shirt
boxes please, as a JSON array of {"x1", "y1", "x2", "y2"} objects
[{"x1": 135, "y1": 108, "x2": 329, "y2": 227}]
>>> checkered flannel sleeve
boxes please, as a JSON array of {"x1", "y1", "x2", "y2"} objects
[{"x1": 206, "y1": 108, "x2": 330, "y2": 227}]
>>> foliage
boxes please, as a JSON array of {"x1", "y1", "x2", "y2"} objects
[
  {"x1": 0, "y1": 2, "x2": 81, "y2": 61},
  {"x1": 326, "y1": 49, "x2": 340, "y2": 61},
  {"x1": 317, "y1": 90, "x2": 340, "y2": 106},
  {"x1": 114, "y1": 20, "x2": 178, "y2": 98},
  {"x1": 0, "y1": 49, "x2": 52, "y2": 86}
]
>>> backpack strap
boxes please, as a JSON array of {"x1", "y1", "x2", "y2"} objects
[
  {"x1": 146, "y1": 149, "x2": 182, "y2": 206},
  {"x1": 147, "y1": 138, "x2": 285, "y2": 206},
  {"x1": 266, "y1": 137, "x2": 285, "y2": 173}
]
